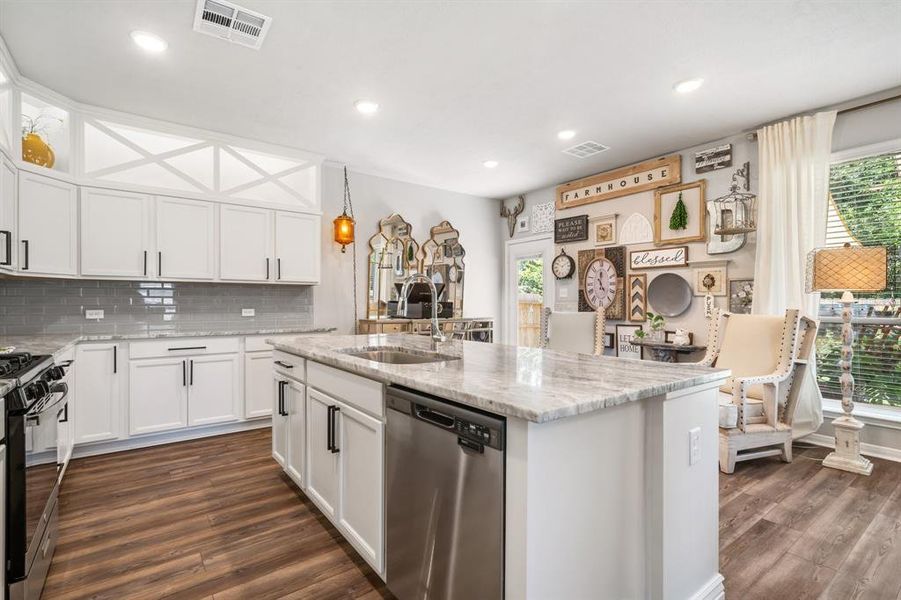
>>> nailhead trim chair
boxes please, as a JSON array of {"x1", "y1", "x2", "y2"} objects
[{"x1": 540, "y1": 308, "x2": 606, "y2": 356}]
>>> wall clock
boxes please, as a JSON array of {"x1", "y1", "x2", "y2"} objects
[
  {"x1": 583, "y1": 257, "x2": 617, "y2": 310},
  {"x1": 552, "y1": 248, "x2": 576, "y2": 280}
]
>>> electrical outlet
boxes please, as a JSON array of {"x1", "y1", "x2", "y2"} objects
[
  {"x1": 689, "y1": 427, "x2": 701, "y2": 465},
  {"x1": 85, "y1": 309, "x2": 104, "y2": 320},
  {"x1": 242, "y1": 308, "x2": 255, "y2": 317}
]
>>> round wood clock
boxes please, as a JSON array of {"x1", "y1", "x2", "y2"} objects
[
  {"x1": 552, "y1": 248, "x2": 576, "y2": 279},
  {"x1": 583, "y1": 257, "x2": 617, "y2": 310}
]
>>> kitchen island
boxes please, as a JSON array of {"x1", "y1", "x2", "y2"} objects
[{"x1": 269, "y1": 333, "x2": 730, "y2": 600}]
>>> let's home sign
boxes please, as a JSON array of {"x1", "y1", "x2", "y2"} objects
[{"x1": 556, "y1": 155, "x2": 681, "y2": 210}]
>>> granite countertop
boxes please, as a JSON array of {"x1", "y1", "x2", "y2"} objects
[
  {"x1": 361, "y1": 317, "x2": 495, "y2": 323},
  {"x1": 268, "y1": 334, "x2": 730, "y2": 423},
  {"x1": 1, "y1": 327, "x2": 337, "y2": 358}
]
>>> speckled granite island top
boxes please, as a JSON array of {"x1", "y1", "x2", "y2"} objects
[{"x1": 268, "y1": 334, "x2": 730, "y2": 423}]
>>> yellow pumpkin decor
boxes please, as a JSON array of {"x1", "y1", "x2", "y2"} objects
[{"x1": 22, "y1": 132, "x2": 55, "y2": 168}]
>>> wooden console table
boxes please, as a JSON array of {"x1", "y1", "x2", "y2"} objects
[
  {"x1": 357, "y1": 318, "x2": 494, "y2": 343},
  {"x1": 634, "y1": 340, "x2": 705, "y2": 363}
]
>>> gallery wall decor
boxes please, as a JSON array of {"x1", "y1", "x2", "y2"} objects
[
  {"x1": 654, "y1": 180, "x2": 707, "y2": 245},
  {"x1": 531, "y1": 201, "x2": 555, "y2": 234},
  {"x1": 501, "y1": 195, "x2": 525, "y2": 238},
  {"x1": 628, "y1": 274, "x2": 647, "y2": 322},
  {"x1": 603, "y1": 332, "x2": 615, "y2": 349},
  {"x1": 711, "y1": 162, "x2": 757, "y2": 235},
  {"x1": 692, "y1": 265, "x2": 727, "y2": 297},
  {"x1": 590, "y1": 213, "x2": 618, "y2": 246},
  {"x1": 619, "y1": 213, "x2": 654, "y2": 245},
  {"x1": 577, "y1": 246, "x2": 626, "y2": 320},
  {"x1": 616, "y1": 324, "x2": 643, "y2": 359},
  {"x1": 729, "y1": 279, "x2": 754, "y2": 314},
  {"x1": 665, "y1": 330, "x2": 694, "y2": 345},
  {"x1": 555, "y1": 215, "x2": 589, "y2": 243},
  {"x1": 555, "y1": 154, "x2": 681, "y2": 210},
  {"x1": 706, "y1": 200, "x2": 747, "y2": 254},
  {"x1": 694, "y1": 143, "x2": 732, "y2": 173},
  {"x1": 630, "y1": 246, "x2": 689, "y2": 270}
]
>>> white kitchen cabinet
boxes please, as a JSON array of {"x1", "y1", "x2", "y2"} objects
[
  {"x1": 245, "y1": 350, "x2": 274, "y2": 419},
  {"x1": 305, "y1": 388, "x2": 339, "y2": 519},
  {"x1": 80, "y1": 188, "x2": 152, "y2": 278},
  {"x1": 187, "y1": 354, "x2": 240, "y2": 427},
  {"x1": 128, "y1": 357, "x2": 188, "y2": 435},
  {"x1": 220, "y1": 204, "x2": 272, "y2": 281},
  {"x1": 74, "y1": 343, "x2": 121, "y2": 444},
  {"x1": 56, "y1": 349, "x2": 76, "y2": 475},
  {"x1": 0, "y1": 155, "x2": 16, "y2": 272},
  {"x1": 17, "y1": 171, "x2": 78, "y2": 275},
  {"x1": 285, "y1": 378, "x2": 306, "y2": 487},
  {"x1": 274, "y1": 211, "x2": 320, "y2": 283},
  {"x1": 272, "y1": 375, "x2": 288, "y2": 468},
  {"x1": 336, "y1": 401, "x2": 384, "y2": 573},
  {"x1": 156, "y1": 196, "x2": 216, "y2": 280}
]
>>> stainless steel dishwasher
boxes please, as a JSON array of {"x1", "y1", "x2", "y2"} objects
[{"x1": 386, "y1": 385, "x2": 505, "y2": 600}]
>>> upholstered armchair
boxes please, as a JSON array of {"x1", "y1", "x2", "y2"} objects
[
  {"x1": 699, "y1": 308, "x2": 818, "y2": 473},
  {"x1": 540, "y1": 308, "x2": 606, "y2": 355}
]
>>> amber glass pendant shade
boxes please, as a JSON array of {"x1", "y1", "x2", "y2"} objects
[{"x1": 333, "y1": 212, "x2": 355, "y2": 253}]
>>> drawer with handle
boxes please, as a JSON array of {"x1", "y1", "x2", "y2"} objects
[
  {"x1": 273, "y1": 350, "x2": 304, "y2": 380},
  {"x1": 129, "y1": 337, "x2": 240, "y2": 360}
]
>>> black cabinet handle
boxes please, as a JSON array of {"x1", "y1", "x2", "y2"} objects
[
  {"x1": 326, "y1": 405, "x2": 334, "y2": 451},
  {"x1": 277, "y1": 258, "x2": 281, "y2": 280},
  {"x1": 266, "y1": 257, "x2": 270, "y2": 279},
  {"x1": 189, "y1": 359, "x2": 194, "y2": 386},
  {"x1": 21, "y1": 239, "x2": 29, "y2": 270},
  {"x1": 274, "y1": 360, "x2": 293, "y2": 369},
  {"x1": 113, "y1": 345, "x2": 117, "y2": 374},
  {"x1": 331, "y1": 406, "x2": 341, "y2": 453},
  {"x1": 278, "y1": 381, "x2": 288, "y2": 416},
  {"x1": 182, "y1": 360, "x2": 186, "y2": 386},
  {"x1": 143, "y1": 250, "x2": 147, "y2": 276},
  {"x1": 158, "y1": 251, "x2": 162, "y2": 277},
  {"x1": 0, "y1": 230, "x2": 10, "y2": 266},
  {"x1": 168, "y1": 346, "x2": 206, "y2": 352},
  {"x1": 59, "y1": 403, "x2": 69, "y2": 423}
]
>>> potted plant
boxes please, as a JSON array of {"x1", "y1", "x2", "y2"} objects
[{"x1": 646, "y1": 312, "x2": 666, "y2": 342}]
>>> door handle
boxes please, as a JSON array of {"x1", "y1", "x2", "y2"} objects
[
  {"x1": 266, "y1": 257, "x2": 270, "y2": 280},
  {"x1": 158, "y1": 251, "x2": 162, "y2": 277},
  {"x1": 0, "y1": 230, "x2": 10, "y2": 266},
  {"x1": 113, "y1": 345, "x2": 117, "y2": 374},
  {"x1": 278, "y1": 381, "x2": 288, "y2": 416},
  {"x1": 277, "y1": 258, "x2": 281, "y2": 280},
  {"x1": 330, "y1": 406, "x2": 341, "y2": 454},
  {"x1": 274, "y1": 360, "x2": 293, "y2": 369},
  {"x1": 143, "y1": 250, "x2": 147, "y2": 276},
  {"x1": 189, "y1": 359, "x2": 194, "y2": 386},
  {"x1": 59, "y1": 403, "x2": 69, "y2": 423},
  {"x1": 182, "y1": 360, "x2": 186, "y2": 386},
  {"x1": 168, "y1": 346, "x2": 207, "y2": 352},
  {"x1": 21, "y1": 239, "x2": 29, "y2": 270},
  {"x1": 326, "y1": 405, "x2": 333, "y2": 451}
]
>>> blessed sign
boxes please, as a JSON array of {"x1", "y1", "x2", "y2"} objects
[
  {"x1": 629, "y1": 246, "x2": 689, "y2": 270},
  {"x1": 556, "y1": 155, "x2": 681, "y2": 210}
]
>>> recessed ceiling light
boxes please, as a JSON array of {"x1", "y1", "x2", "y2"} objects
[
  {"x1": 130, "y1": 30, "x2": 168, "y2": 53},
  {"x1": 483, "y1": 160, "x2": 499, "y2": 169},
  {"x1": 354, "y1": 99, "x2": 379, "y2": 115},
  {"x1": 673, "y1": 78, "x2": 704, "y2": 94},
  {"x1": 557, "y1": 130, "x2": 576, "y2": 140}
]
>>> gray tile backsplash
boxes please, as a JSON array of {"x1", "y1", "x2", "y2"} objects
[{"x1": 0, "y1": 278, "x2": 313, "y2": 336}]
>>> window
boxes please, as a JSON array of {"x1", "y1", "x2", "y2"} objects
[{"x1": 816, "y1": 150, "x2": 900, "y2": 408}]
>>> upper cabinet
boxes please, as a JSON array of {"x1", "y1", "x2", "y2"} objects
[
  {"x1": 81, "y1": 188, "x2": 152, "y2": 278},
  {"x1": 17, "y1": 171, "x2": 77, "y2": 275},
  {"x1": 220, "y1": 204, "x2": 273, "y2": 282},
  {"x1": 156, "y1": 197, "x2": 217, "y2": 280},
  {"x1": 0, "y1": 155, "x2": 16, "y2": 271},
  {"x1": 275, "y1": 211, "x2": 320, "y2": 283}
]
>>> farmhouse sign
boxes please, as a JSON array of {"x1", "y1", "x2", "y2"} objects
[
  {"x1": 629, "y1": 246, "x2": 689, "y2": 270},
  {"x1": 554, "y1": 215, "x2": 589, "y2": 243},
  {"x1": 694, "y1": 144, "x2": 732, "y2": 173},
  {"x1": 556, "y1": 154, "x2": 681, "y2": 210}
]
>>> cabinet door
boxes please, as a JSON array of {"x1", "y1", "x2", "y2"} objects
[
  {"x1": 188, "y1": 354, "x2": 240, "y2": 427},
  {"x1": 244, "y1": 351, "x2": 274, "y2": 419},
  {"x1": 274, "y1": 212, "x2": 320, "y2": 283},
  {"x1": 306, "y1": 388, "x2": 339, "y2": 518},
  {"x1": 285, "y1": 378, "x2": 306, "y2": 487},
  {"x1": 74, "y1": 344, "x2": 121, "y2": 444},
  {"x1": 337, "y1": 401, "x2": 384, "y2": 573},
  {"x1": 56, "y1": 351, "x2": 75, "y2": 472},
  {"x1": 156, "y1": 196, "x2": 216, "y2": 280},
  {"x1": 81, "y1": 188, "x2": 152, "y2": 277},
  {"x1": 129, "y1": 357, "x2": 188, "y2": 435},
  {"x1": 272, "y1": 374, "x2": 288, "y2": 468},
  {"x1": 220, "y1": 204, "x2": 272, "y2": 281},
  {"x1": 17, "y1": 171, "x2": 77, "y2": 275},
  {"x1": 0, "y1": 156, "x2": 16, "y2": 272}
]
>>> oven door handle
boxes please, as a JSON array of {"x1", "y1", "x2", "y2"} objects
[{"x1": 28, "y1": 383, "x2": 69, "y2": 418}]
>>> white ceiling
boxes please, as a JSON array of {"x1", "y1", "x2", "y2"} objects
[{"x1": 1, "y1": 1, "x2": 899, "y2": 199}]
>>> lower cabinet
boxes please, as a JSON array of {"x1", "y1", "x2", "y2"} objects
[
  {"x1": 188, "y1": 354, "x2": 241, "y2": 427},
  {"x1": 306, "y1": 389, "x2": 340, "y2": 519},
  {"x1": 245, "y1": 350, "x2": 274, "y2": 419},
  {"x1": 74, "y1": 343, "x2": 122, "y2": 444},
  {"x1": 272, "y1": 374, "x2": 305, "y2": 486},
  {"x1": 56, "y1": 349, "x2": 76, "y2": 473}
]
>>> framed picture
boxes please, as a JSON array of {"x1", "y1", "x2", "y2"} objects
[
  {"x1": 603, "y1": 332, "x2": 614, "y2": 349},
  {"x1": 555, "y1": 215, "x2": 589, "y2": 243},
  {"x1": 556, "y1": 154, "x2": 681, "y2": 209},
  {"x1": 665, "y1": 330, "x2": 694, "y2": 344},
  {"x1": 627, "y1": 274, "x2": 647, "y2": 322},
  {"x1": 729, "y1": 279, "x2": 754, "y2": 314},
  {"x1": 577, "y1": 247, "x2": 626, "y2": 320},
  {"x1": 629, "y1": 246, "x2": 688, "y2": 270},
  {"x1": 654, "y1": 180, "x2": 707, "y2": 245},
  {"x1": 591, "y1": 214, "x2": 617, "y2": 246},
  {"x1": 518, "y1": 215, "x2": 530, "y2": 233},
  {"x1": 693, "y1": 266, "x2": 727, "y2": 296},
  {"x1": 616, "y1": 324, "x2": 643, "y2": 359}
]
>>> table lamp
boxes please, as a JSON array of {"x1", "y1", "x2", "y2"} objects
[{"x1": 807, "y1": 243, "x2": 888, "y2": 476}]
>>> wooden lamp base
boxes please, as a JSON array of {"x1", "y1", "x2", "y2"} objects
[{"x1": 822, "y1": 415, "x2": 873, "y2": 475}]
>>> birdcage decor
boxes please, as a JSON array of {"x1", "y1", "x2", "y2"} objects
[{"x1": 712, "y1": 161, "x2": 757, "y2": 235}]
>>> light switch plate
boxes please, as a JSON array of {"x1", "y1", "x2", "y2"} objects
[
  {"x1": 242, "y1": 308, "x2": 255, "y2": 317},
  {"x1": 85, "y1": 309, "x2": 104, "y2": 320},
  {"x1": 689, "y1": 427, "x2": 701, "y2": 465}
]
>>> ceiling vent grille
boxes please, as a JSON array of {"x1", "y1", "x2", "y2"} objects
[
  {"x1": 562, "y1": 141, "x2": 610, "y2": 158},
  {"x1": 193, "y1": 0, "x2": 272, "y2": 49}
]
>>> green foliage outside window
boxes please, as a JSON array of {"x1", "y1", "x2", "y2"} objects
[{"x1": 518, "y1": 258, "x2": 544, "y2": 295}]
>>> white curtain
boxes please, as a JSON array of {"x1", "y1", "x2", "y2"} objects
[{"x1": 752, "y1": 110, "x2": 836, "y2": 438}]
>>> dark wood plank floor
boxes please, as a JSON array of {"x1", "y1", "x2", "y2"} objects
[{"x1": 45, "y1": 431, "x2": 901, "y2": 599}]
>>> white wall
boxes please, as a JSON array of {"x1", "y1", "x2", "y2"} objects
[{"x1": 314, "y1": 165, "x2": 502, "y2": 334}]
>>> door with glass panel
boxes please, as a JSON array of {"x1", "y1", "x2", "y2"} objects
[{"x1": 505, "y1": 237, "x2": 553, "y2": 347}]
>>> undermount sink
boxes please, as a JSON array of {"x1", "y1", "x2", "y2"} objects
[{"x1": 340, "y1": 346, "x2": 460, "y2": 365}]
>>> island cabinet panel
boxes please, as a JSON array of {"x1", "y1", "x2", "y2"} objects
[
  {"x1": 187, "y1": 354, "x2": 241, "y2": 427},
  {"x1": 155, "y1": 196, "x2": 216, "y2": 280},
  {"x1": 271, "y1": 374, "x2": 288, "y2": 468},
  {"x1": 285, "y1": 378, "x2": 306, "y2": 487},
  {"x1": 17, "y1": 171, "x2": 78, "y2": 275},
  {"x1": 274, "y1": 211, "x2": 320, "y2": 283},
  {"x1": 307, "y1": 361, "x2": 383, "y2": 418},
  {"x1": 129, "y1": 357, "x2": 188, "y2": 435},
  {"x1": 80, "y1": 188, "x2": 152, "y2": 278},
  {"x1": 305, "y1": 388, "x2": 340, "y2": 519},
  {"x1": 220, "y1": 204, "x2": 272, "y2": 282},
  {"x1": 244, "y1": 350, "x2": 274, "y2": 419},
  {"x1": 74, "y1": 343, "x2": 122, "y2": 444}
]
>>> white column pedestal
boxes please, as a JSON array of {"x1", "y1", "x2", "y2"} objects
[{"x1": 822, "y1": 415, "x2": 873, "y2": 476}]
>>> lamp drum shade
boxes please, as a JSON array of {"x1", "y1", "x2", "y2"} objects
[{"x1": 807, "y1": 244, "x2": 887, "y2": 293}]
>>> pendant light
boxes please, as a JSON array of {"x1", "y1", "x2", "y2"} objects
[{"x1": 333, "y1": 166, "x2": 356, "y2": 252}]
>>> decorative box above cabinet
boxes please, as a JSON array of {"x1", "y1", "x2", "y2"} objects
[
  {"x1": 17, "y1": 171, "x2": 78, "y2": 276},
  {"x1": 81, "y1": 188, "x2": 152, "y2": 278}
]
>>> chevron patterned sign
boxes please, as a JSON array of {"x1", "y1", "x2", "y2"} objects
[{"x1": 628, "y1": 274, "x2": 647, "y2": 322}]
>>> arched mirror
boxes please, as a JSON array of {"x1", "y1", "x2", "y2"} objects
[
  {"x1": 367, "y1": 214, "x2": 420, "y2": 319},
  {"x1": 419, "y1": 220, "x2": 465, "y2": 318}
]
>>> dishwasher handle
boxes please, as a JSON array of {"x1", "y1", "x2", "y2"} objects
[{"x1": 414, "y1": 404, "x2": 455, "y2": 429}]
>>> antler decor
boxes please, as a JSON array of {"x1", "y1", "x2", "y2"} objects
[{"x1": 501, "y1": 195, "x2": 525, "y2": 238}]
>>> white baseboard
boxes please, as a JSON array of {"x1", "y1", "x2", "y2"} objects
[
  {"x1": 72, "y1": 418, "x2": 271, "y2": 459},
  {"x1": 804, "y1": 432, "x2": 901, "y2": 463},
  {"x1": 689, "y1": 573, "x2": 725, "y2": 600}
]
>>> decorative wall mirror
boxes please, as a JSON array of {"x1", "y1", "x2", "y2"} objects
[
  {"x1": 419, "y1": 221, "x2": 466, "y2": 318},
  {"x1": 367, "y1": 214, "x2": 420, "y2": 319}
]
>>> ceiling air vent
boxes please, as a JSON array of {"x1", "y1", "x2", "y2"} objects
[
  {"x1": 562, "y1": 141, "x2": 610, "y2": 158},
  {"x1": 193, "y1": 0, "x2": 272, "y2": 49}
]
